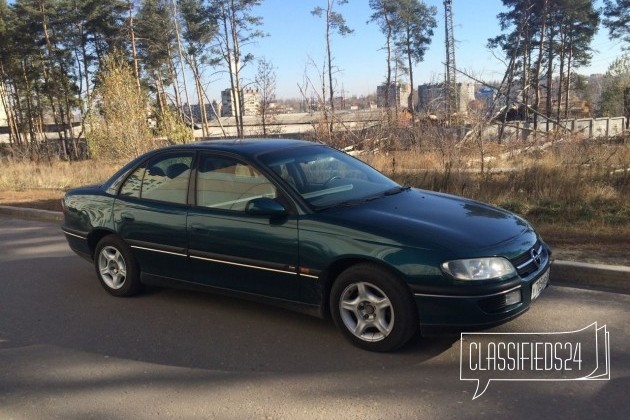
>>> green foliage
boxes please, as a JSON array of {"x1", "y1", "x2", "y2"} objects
[
  {"x1": 368, "y1": 1, "x2": 437, "y2": 113},
  {"x1": 155, "y1": 106, "x2": 194, "y2": 144},
  {"x1": 393, "y1": 0, "x2": 437, "y2": 65},
  {"x1": 178, "y1": 0, "x2": 216, "y2": 58},
  {"x1": 85, "y1": 51, "x2": 154, "y2": 160},
  {"x1": 311, "y1": 0, "x2": 354, "y2": 37},
  {"x1": 136, "y1": 0, "x2": 176, "y2": 75},
  {"x1": 598, "y1": 54, "x2": 630, "y2": 117},
  {"x1": 603, "y1": 0, "x2": 630, "y2": 49}
]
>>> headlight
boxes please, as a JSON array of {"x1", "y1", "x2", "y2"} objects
[{"x1": 441, "y1": 257, "x2": 516, "y2": 281}]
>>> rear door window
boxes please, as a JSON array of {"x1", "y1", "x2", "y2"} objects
[{"x1": 119, "y1": 153, "x2": 194, "y2": 205}]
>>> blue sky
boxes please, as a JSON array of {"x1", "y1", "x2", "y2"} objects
[{"x1": 217, "y1": 0, "x2": 626, "y2": 100}]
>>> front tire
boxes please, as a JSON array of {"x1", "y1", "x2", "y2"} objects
[
  {"x1": 94, "y1": 235, "x2": 141, "y2": 297},
  {"x1": 330, "y1": 263, "x2": 418, "y2": 352}
]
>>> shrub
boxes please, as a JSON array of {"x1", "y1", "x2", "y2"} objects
[{"x1": 85, "y1": 51, "x2": 155, "y2": 160}]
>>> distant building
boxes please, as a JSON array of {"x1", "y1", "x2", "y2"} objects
[
  {"x1": 182, "y1": 102, "x2": 221, "y2": 124},
  {"x1": 418, "y1": 82, "x2": 476, "y2": 115},
  {"x1": 476, "y1": 87, "x2": 497, "y2": 108},
  {"x1": 221, "y1": 87, "x2": 260, "y2": 117},
  {"x1": 376, "y1": 82, "x2": 412, "y2": 109},
  {"x1": 241, "y1": 88, "x2": 260, "y2": 116},
  {"x1": 221, "y1": 89, "x2": 236, "y2": 117}
]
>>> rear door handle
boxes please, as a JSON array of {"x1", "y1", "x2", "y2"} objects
[{"x1": 120, "y1": 212, "x2": 135, "y2": 222}]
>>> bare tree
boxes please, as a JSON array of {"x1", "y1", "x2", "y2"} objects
[
  {"x1": 212, "y1": 0, "x2": 265, "y2": 138},
  {"x1": 254, "y1": 57, "x2": 277, "y2": 136},
  {"x1": 311, "y1": 0, "x2": 353, "y2": 134}
]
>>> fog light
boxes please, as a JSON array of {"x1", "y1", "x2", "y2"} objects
[{"x1": 505, "y1": 289, "x2": 522, "y2": 306}]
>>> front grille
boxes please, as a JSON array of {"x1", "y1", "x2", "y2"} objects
[{"x1": 511, "y1": 241, "x2": 546, "y2": 278}]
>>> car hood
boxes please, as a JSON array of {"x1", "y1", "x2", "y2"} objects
[{"x1": 319, "y1": 188, "x2": 534, "y2": 254}]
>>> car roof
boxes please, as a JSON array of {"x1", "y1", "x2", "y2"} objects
[
  {"x1": 162, "y1": 138, "x2": 320, "y2": 158},
  {"x1": 101, "y1": 138, "x2": 324, "y2": 193}
]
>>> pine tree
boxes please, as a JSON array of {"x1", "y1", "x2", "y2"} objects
[
  {"x1": 489, "y1": 0, "x2": 599, "y2": 125},
  {"x1": 603, "y1": 0, "x2": 629, "y2": 49},
  {"x1": 178, "y1": 0, "x2": 216, "y2": 136},
  {"x1": 393, "y1": 0, "x2": 437, "y2": 118},
  {"x1": 598, "y1": 54, "x2": 630, "y2": 122},
  {"x1": 369, "y1": 0, "x2": 399, "y2": 111},
  {"x1": 136, "y1": 0, "x2": 177, "y2": 116}
]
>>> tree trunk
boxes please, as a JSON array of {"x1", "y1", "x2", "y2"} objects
[
  {"x1": 546, "y1": 14, "x2": 555, "y2": 130},
  {"x1": 8, "y1": 78, "x2": 26, "y2": 146},
  {"x1": 0, "y1": 79, "x2": 17, "y2": 145},
  {"x1": 229, "y1": 0, "x2": 245, "y2": 137},
  {"x1": 79, "y1": 20, "x2": 91, "y2": 110},
  {"x1": 172, "y1": 0, "x2": 194, "y2": 136},
  {"x1": 166, "y1": 44, "x2": 183, "y2": 120},
  {"x1": 556, "y1": 29, "x2": 566, "y2": 128},
  {"x1": 564, "y1": 31, "x2": 573, "y2": 120},
  {"x1": 221, "y1": 4, "x2": 241, "y2": 137},
  {"x1": 533, "y1": 0, "x2": 548, "y2": 131},
  {"x1": 326, "y1": 0, "x2": 334, "y2": 135},
  {"x1": 21, "y1": 61, "x2": 37, "y2": 158},
  {"x1": 128, "y1": 1, "x2": 142, "y2": 95},
  {"x1": 191, "y1": 56, "x2": 208, "y2": 137},
  {"x1": 406, "y1": 31, "x2": 415, "y2": 122}
]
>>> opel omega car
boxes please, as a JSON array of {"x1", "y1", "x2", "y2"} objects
[{"x1": 62, "y1": 139, "x2": 551, "y2": 352}]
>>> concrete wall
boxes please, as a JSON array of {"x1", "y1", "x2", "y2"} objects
[{"x1": 490, "y1": 116, "x2": 627, "y2": 141}]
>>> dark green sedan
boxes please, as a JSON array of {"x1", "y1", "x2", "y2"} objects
[{"x1": 62, "y1": 139, "x2": 551, "y2": 352}]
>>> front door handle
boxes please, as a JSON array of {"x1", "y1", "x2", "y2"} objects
[
  {"x1": 190, "y1": 223, "x2": 209, "y2": 233},
  {"x1": 120, "y1": 212, "x2": 135, "y2": 222}
]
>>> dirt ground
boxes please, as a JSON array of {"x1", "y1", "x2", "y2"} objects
[
  {"x1": 1, "y1": 189, "x2": 628, "y2": 266},
  {"x1": 0, "y1": 189, "x2": 64, "y2": 211}
]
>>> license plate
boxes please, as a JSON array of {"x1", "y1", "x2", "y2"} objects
[{"x1": 531, "y1": 268, "x2": 550, "y2": 301}]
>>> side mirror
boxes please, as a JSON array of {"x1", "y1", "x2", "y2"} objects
[{"x1": 245, "y1": 197, "x2": 287, "y2": 216}]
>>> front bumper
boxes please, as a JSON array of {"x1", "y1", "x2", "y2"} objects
[{"x1": 412, "y1": 259, "x2": 551, "y2": 328}]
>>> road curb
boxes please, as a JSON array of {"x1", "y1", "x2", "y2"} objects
[
  {"x1": 551, "y1": 260, "x2": 630, "y2": 294},
  {"x1": 0, "y1": 205, "x2": 63, "y2": 223},
  {"x1": 1, "y1": 205, "x2": 628, "y2": 294}
]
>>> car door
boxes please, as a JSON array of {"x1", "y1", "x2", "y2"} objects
[
  {"x1": 187, "y1": 153, "x2": 300, "y2": 301},
  {"x1": 113, "y1": 151, "x2": 194, "y2": 282}
]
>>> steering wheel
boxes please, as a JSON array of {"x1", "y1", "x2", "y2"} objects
[{"x1": 323, "y1": 175, "x2": 342, "y2": 188}]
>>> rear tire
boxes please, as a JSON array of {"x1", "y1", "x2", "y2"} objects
[
  {"x1": 330, "y1": 263, "x2": 418, "y2": 352},
  {"x1": 94, "y1": 235, "x2": 141, "y2": 297}
]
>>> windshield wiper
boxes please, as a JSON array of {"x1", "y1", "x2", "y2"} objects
[
  {"x1": 315, "y1": 199, "x2": 366, "y2": 211},
  {"x1": 315, "y1": 186, "x2": 410, "y2": 212},
  {"x1": 384, "y1": 186, "x2": 411, "y2": 196}
]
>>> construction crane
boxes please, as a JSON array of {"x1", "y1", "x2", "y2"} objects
[{"x1": 444, "y1": 0, "x2": 458, "y2": 120}]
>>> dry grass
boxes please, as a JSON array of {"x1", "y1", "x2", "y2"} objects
[
  {"x1": 363, "y1": 125, "x2": 630, "y2": 265},
  {"x1": 0, "y1": 158, "x2": 123, "y2": 191},
  {"x1": 361, "y1": 137, "x2": 630, "y2": 264},
  {"x1": 363, "y1": 139, "x2": 630, "y2": 239}
]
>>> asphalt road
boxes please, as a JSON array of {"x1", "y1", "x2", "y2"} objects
[{"x1": 1, "y1": 217, "x2": 629, "y2": 419}]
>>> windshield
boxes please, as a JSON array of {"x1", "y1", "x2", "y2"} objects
[{"x1": 259, "y1": 145, "x2": 400, "y2": 210}]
